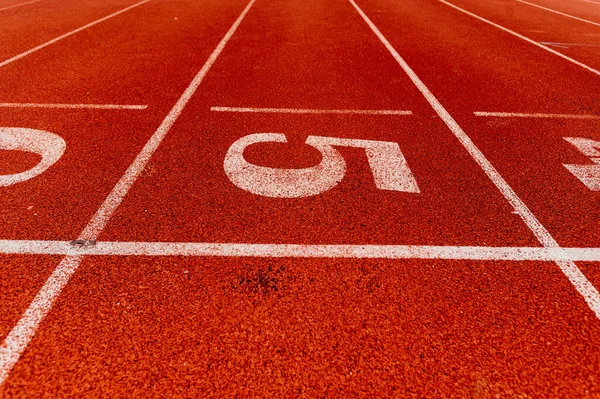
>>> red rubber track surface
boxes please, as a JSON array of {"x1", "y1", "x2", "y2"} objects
[
  {"x1": 445, "y1": 0, "x2": 600, "y2": 70},
  {"x1": 2, "y1": 256, "x2": 600, "y2": 397},
  {"x1": 0, "y1": 0, "x2": 148, "y2": 61},
  {"x1": 0, "y1": 256, "x2": 57, "y2": 342},
  {"x1": 1, "y1": 0, "x2": 600, "y2": 396}
]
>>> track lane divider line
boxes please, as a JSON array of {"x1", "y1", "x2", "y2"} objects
[
  {"x1": 349, "y1": 0, "x2": 600, "y2": 318},
  {"x1": 474, "y1": 112, "x2": 600, "y2": 119},
  {"x1": 0, "y1": 103, "x2": 148, "y2": 110},
  {"x1": 517, "y1": 0, "x2": 600, "y2": 27},
  {"x1": 211, "y1": 106, "x2": 412, "y2": 115},
  {"x1": 0, "y1": 0, "x2": 151, "y2": 69},
  {"x1": 438, "y1": 0, "x2": 600, "y2": 78},
  {"x1": 0, "y1": 0, "x2": 40, "y2": 12},
  {"x1": 2, "y1": 240, "x2": 600, "y2": 261},
  {"x1": 0, "y1": 0, "x2": 257, "y2": 385}
]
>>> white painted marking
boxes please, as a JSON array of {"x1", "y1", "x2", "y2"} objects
[
  {"x1": 350, "y1": 0, "x2": 600, "y2": 317},
  {"x1": 211, "y1": 107, "x2": 412, "y2": 115},
  {"x1": 224, "y1": 133, "x2": 419, "y2": 198},
  {"x1": 564, "y1": 137, "x2": 600, "y2": 190},
  {"x1": 0, "y1": 0, "x2": 256, "y2": 385},
  {"x1": 439, "y1": 0, "x2": 600, "y2": 77},
  {"x1": 224, "y1": 133, "x2": 345, "y2": 198},
  {"x1": 0, "y1": 0, "x2": 151, "y2": 69},
  {"x1": 0, "y1": 0, "x2": 40, "y2": 12},
  {"x1": 542, "y1": 42, "x2": 570, "y2": 49},
  {"x1": 540, "y1": 42, "x2": 600, "y2": 49},
  {"x1": 583, "y1": 0, "x2": 600, "y2": 4},
  {"x1": 2, "y1": 239, "x2": 600, "y2": 261},
  {"x1": 0, "y1": 103, "x2": 148, "y2": 110},
  {"x1": 475, "y1": 112, "x2": 600, "y2": 119},
  {"x1": 564, "y1": 137, "x2": 600, "y2": 157},
  {"x1": 518, "y1": 0, "x2": 600, "y2": 27},
  {"x1": 0, "y1": 128, "x2": 65, "y2": 187}
]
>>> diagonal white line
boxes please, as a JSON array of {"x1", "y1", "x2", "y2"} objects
[
  {"x1": 349, "y1": 0, "x2": 600, "y2": 318},
  {"x1": 0, "y1": 0, "x2": 151, "y2": 69},
  {"x1": 438, "y1": 0, "x2": 600, "y2": 78},
  {"x1": 211, "y1": 106, "x2": 412, "y2": 115},
  {"x1": 0, "y1": 103, "x2": 148, "y2": 110},
  {"x1": 0, "y1": 0, "x2": 40, "y2": 12},
  {"x1": 0, "y1": 0, "x2": 256, "y2": 385},
  {"x1": 2, "y1": 240, "x2": 600, "y2": 261},
  {"x1": 517, "y1": 0, "x2": 600, "y2": 28}
]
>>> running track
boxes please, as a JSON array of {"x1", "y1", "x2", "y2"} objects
[{"x1": 0, "y1": 0, "x2": 599, "y2": 396}]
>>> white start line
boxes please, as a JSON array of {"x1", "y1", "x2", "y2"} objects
[
  {"x1": 0, "y1": 103, "x2": 148, "y2": 110},
  {"x1": 211, "y1": 106, "x2": 412, "y2": 115},
  {"x1": 1, "y1": 240, "x2": 600, "y2": 261},
  {"x1": 474, "y1": 112, "x2": 600, "y2": 119}
]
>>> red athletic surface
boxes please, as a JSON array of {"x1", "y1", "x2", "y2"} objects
[
  {"x1": 3, "y1": 256, "x2": 600, "y2": 397},
  {"x1": 1, "y1": 0, "x2": 600, "y2": 396}
]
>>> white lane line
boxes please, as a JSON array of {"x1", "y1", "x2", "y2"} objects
[
  {"x1": 439, "y1": 0, "x2": 600, "y2": 78},
  {"x1": 517, "y1": 0, "x2": 600, "y2": 27},
  {"x1": 0, "y1": 0, "x2": 150, "y2": 69},
  {"x1": 211, "y1": 106, "x2": 412, "y2": 115},
  {"x1": 0, "y1": 0, "x2": 256, "y2": 386},
  {"x1": 350, "y1": 0, "x2": 600, "y2": 318},
  {"x1": 583, "y1": 0, "x2": 600, "y2": 4},
  {"x1": 0, "y1": 0, "x2": 40, "y2": 12},
  {"x1": 475, "y1": 112, "x2": 600, "y2": 119},
  {"x1": 0, "y1": 103, "x2": 148, "y2": 110},
  {"x1": 2, "y1": 240, "x2": 600, "y2": 261}
]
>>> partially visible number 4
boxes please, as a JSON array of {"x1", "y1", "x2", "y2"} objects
[{"x1": 564, "y1": 137, "x2": 600, "y2": 191}]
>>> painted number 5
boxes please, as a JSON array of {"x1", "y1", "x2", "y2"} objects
[{"x1": 224, "y1": 133, "x2": 419, "y2": 198}]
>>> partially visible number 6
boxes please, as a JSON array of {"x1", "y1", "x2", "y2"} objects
[
  {"x1": 0, "y1": 127, "x2": 66, "y2": 187},
  {"x1": 224, "y1": 133, "x2": 420, "y2": 198}
]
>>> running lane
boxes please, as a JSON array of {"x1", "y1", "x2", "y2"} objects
[
  {"x1": 523, "y1": 0, "x2": 600, "y2": 22},
  {"x1": 0, "y1": 0, "x2": 248, "y2": 378},
  {"x1": 355, "y1": 0, "x2": 600, "y2": 245},
  {"x1": 344, "y1": 0, "x2": 600, "y2": 392},
  {"x1": 0, "y1": 0, "x2": 150, "y2": 62},
  {"x1": 99, "y1": 0, "x2": 534, "y2": 246},
  {"x1": 439, "y1": 0, "x2": 600, "y2": 71},
  {"x1": 0, "y1": 0, "x2": 248, "y2": 240},
  {"x1": 3, "y1": 0, "x2": 600, "y2": 396}
]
